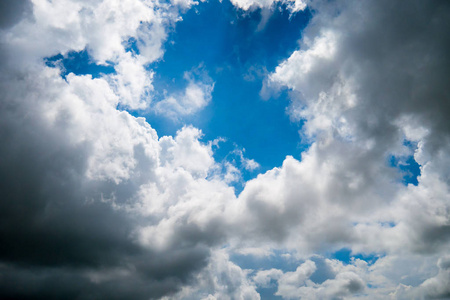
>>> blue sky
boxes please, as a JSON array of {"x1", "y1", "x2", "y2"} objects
[
  {"x1": 44, "y1": 0, "x2": 421, "y2": 266},
  {"x1": 46, "y1": 0, "x2": 423, "y2": 197},
  {"x1": 151, "y1": 0, "x2": 311, "y2": 178},
  {"x1": 46, "y1": 0, "x2": 422, "y2": 189},
  {"x1": 48, "y1": 0, "x2": 312, "y2": 184}
]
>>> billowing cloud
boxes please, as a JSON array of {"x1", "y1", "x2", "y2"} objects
[
  {"x1": 167, "y1": 250, "x2": 260, "y2": 300},
  {"x1": 0, "y1": 63, "x2": 225, "y2": 298},
  {"x1": 274, "y1": 259, "x2": 366, "y2": 299},
  {"x1": 1, "y1": 0, "x2": 449, "y2": 299},
  {"x1": 264, "y1": 0, "x2": 450, "y2": 254},
  {"x1": 251, "y1": 0, "x2": 450, "y2": 297},
  {"x1": 0, "y1": 0, "x2": 225, "y2": 298}
]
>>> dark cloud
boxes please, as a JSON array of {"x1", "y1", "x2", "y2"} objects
[
  {"x1": 0, "y1": 0, "x2": 228, "y2": 298},
  {"x1": 0, "y1": 65, "x2": 214, "y2": 299},
  {"x1": 0, "y1": 263, "x2": 194, "y2": 300},
  {"x1": 268, "y1": 0, "x2": 450, "y2": 253},
  {"x1": 0, "y1": 72, "x2": 132, "y2": 268},
  {"x1": 0, "y1": 0, "x2": 32, "y2": 29}
]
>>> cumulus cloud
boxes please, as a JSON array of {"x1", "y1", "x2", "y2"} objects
[
  {"x1": 0, "y1": 0, "x2": 226, "y2": 298},
  {"x1": 1, "y1": 0, "x2": 450, "y2": 298},
  {"x1": 275, "y1": 259, "x2": 366, "y2": 299},
  {"x1": 168, "y1": 250, "x2": 260, "y2": 300},
  {"x1": 419, "y1": 255, "x2": 450, "y2": 299},
  {"x1": 237, "y1": 0, "x2": 450, "y2": 296},
  {"x1": 251, "y1": 257, "x2": 371, "y2": 299},
  {"x1": 0, "y1": 62, "x2": 230, "y2": 298},
  {"x1": 109, "y1": 52, "x2": 154, "y2": 110},
  {"x1": 263, "y1": 0, "x2": 450, "y2": 254},
  {"x1": 236, "y1": 0, "x2": 450, "y2": 296}
]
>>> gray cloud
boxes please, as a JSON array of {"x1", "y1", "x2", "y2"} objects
[
  {"x1": 0, "y1": 66, "x2": 218, "y2": 299},
  {"x1": 267, "y1": 0, "x2": 450, "y2": 254},
  {"x1": 0, "y1": 1, "x2": 226, "y2": 297},
  {"x1": 0, "y1": 0, "x2": 32, "y2": 29}
]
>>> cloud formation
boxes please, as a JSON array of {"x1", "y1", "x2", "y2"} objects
[
  {"x1": 229, "y1": 0, "x2": 307, "y2": 12},
  {"x1": 0, "y1": 0, "x2": 449, "y2": 299},
  {"x1": 0, "y1": 0, "x2": 225, "y2": 298}
]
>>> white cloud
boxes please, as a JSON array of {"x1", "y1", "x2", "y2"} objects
[
  {"x1": 252, "y1": 258, "x2": 368, "y2": 299},
  {"x1": 108, "y1": 52, "x2": 154, "y2": 109},
  {"x1": 2, "y1": 0, "x2": 198, "y2": 112},
  {"x1": 0, "y1": 0, "x2": 228, "y2": 298},
  {"x1": 5, "y1": 0, "x2": 165, "y2": 66},
  {"x1": 159, "y1": 126, "x2": 215, "y2": 178},
  {"x1": 235, "y1": 0, "x2": 450, "y2": 296},
  {"x1": 276, "y1": 260, "x2": 317, "y2": 297},
  {"x1": 253, "y1": 268, "x2": 284, "y2": 288},
  {"x1": 418, "y1": 255, "x2": 450, "y2": 299},
  {"x1": 154, "y1": 72, "x2": 214, "y2": 118},
  {"x1": 230, "y1": 0, "x2": 307, "y2": 12},
  {"x1": 168, "y1": 250, "x2": 261, "y2": 300},
  {"x1": 265, "y1": 0, "x2": 450, "y2": 263},
  {"x1": 250, "y1": 254, "x2": 450, "y2": 299},
  {"x1": 232, "y1": 148, "x2": 260, "y2": 171}
]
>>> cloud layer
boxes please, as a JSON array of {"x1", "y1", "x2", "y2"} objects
[{"x1": 0, "y1": 0, "x2": 449, "y2": 299}]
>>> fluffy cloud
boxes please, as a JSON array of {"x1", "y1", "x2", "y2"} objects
[
  {"x1": 418, "y1": 255, "x2": 450, "y2": 299},
  {"x1": 0, "y1": 0, "x2": 226, "y2": 298},
  {"x1": 109, "y1": 52, "x2": 155, "y2": 110},
  {"x1": 248, "y1": 0, "x2": 450, "y2": 296},
  {"x1": 0, "y1": 62, "x2": 227, "y2": 298},
  {"x1": 167, "y1": 250, "x2": 260, "y2": 300},
  {"x1": 1, "y1": 0, "x2": 449, "y2": 298},
  {"x1": 274, "y1": 259, "x2": 366, "y2": 299},
  {"x1": 264, "y1": 0, "x2": 450, "y2": 252}
]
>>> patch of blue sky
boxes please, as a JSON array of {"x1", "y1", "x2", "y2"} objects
[
  {"x1": 44, "y1": 0, "x2": 312, "y2": 186},
  {"x1": 257, "y1": 286, "x2": 284, "y2": 300},
  {"x1": 44, "y1": 49, "x2": 115, "y2": 79},
  {"x1": 124, "y1": 36, "x2": 140, "y2": 56},
  {"x1": 388, "y1": 140, "x2": 421, "y2": 186},
  {"x1": 331, "y1": 248, "x2": 382, "y2": 266},
  {"x1": 146, "y1": 0, "x2": 312, "y2": 181},
  {"x1": 379, "y1": 221, "x2": 396, "y2": 228}
]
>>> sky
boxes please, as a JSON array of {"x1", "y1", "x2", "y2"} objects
[{"x1": 0, "y1": 0, "x2": 449, "y2": 299}]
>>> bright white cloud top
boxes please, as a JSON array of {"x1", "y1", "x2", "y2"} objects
[{"x1": 0, "y1": 0, "x2": 449, "y2": 299}]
